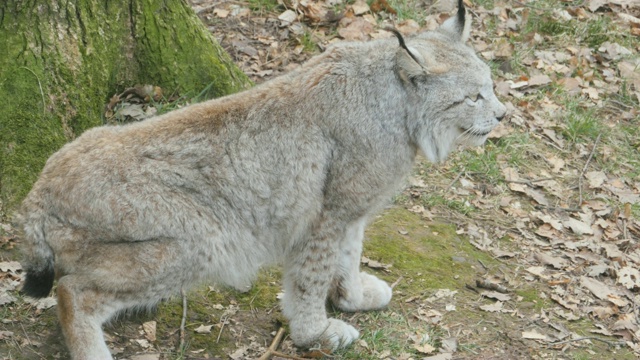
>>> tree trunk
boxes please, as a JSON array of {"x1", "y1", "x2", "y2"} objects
[{"x1": 0, "y1": 0, "x2": 252, "y2": 213}]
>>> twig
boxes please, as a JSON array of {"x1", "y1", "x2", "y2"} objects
[
  {"x1": 607, "y1": 99, "x2": 633, "y2": 110},
  {"x1": 20, "y1": 67, "x2": 46, "y2": 119},
  {"x1": 548, "y1": 336, "x2": 624, "y2": 347},
  {"x1": 476, "y1": 279, "x2": 510, "y2": 294},
  {"x1": 503, "y1": 177, "x2": 556, "y2": 187},
  {"x1": 179, "y1": 288, "x2": 187, "y2": 351},
  {"x1": 578, "y1": 133, "x2": 602, "y2": 206},
  {"x1": 258, "y1": 327, "x2": 311, "y2": 360},
  {"x1": 258, "y1": 327, "x2": 285, "y2": 360},
  {"x1": 534, "y1": 205, "x2": 582, "y2": 212},
  {"x1": 513, "y1": 0, "x2": 586, "y2": 11},
  {"x1": 216, "y1": 315, "x2": 227, "y2": 343},
  {"x1": 390, "y1": 276, "x2": 404, "y2": 289},
  {"x1": 269, "y1": 352, "x2": 313, "y2": 360},
  {"x1": 398, "y1": 301, "x2": 413, "y2": 329},
  {"x1": 446, "y1": 171, "x2": 465, "y2": 191},
  {"x1": 465, "y1": 283, "x2": 480, "y2": 293}
]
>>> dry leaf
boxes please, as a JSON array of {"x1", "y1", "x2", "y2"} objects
[
  {"x1": 278, "y1": 10, "x2": 297, "y2": 26},
  {"x1": 24, "y1": 297, "x2": 57, "y2": 310},
  {"x1": 534, "y1": 213, "x2": 564, "y2": 231},
  {"x1": 0, "y1": 292, "x2": 17, "y2": 306},
  {"x1": 522, "y1": 330, "x2": 548, "y2": 340},
  {"x1": 396, "y1": 19, "x2": 420, "y2": 34},
  {"x1": 586, "y1": 306, "x2": 615, "y2": 319},
  {"x1": 370, "y1": 0, "x2": 397, "y2": 14},
  {"x1": 526, "y1": 266, "x2": 548, "y2": 279},
  {"x1": 143, "y1": 321, "x2": 157, "y2": 342},
  {"x1": 213, "y1": 8, "x2": 230, "y2": 18},
  {"x1": 338, "y1": 17, "x2": 375, "y2": 40},
  {"x1": 590, "y1": 324, "x2": 613, "y2": 336},
  {"x1": 617, "y1": 266, "x2": 640, "y2": 290},
  {"x1": 550, "y1": 293, "x2": 578, "y2": 311},
  {"x1": 586, "y1": 264, "x2": 608, "y2": 277},
  {"x1": 491, "y1": 248, "x2": 516, "y2": 258},
  {"x1": 229, "y1": 346, "x2": 249, "y2": 360},
  {"x1": 441, "y1": 337, "x2": 458, "y2": 352},
  {"x1": 361, "y1": 256, "x2": 391, "y2": 271},
  {"x1": 480, "y1": 301, "x2": 504, "y2": 312},
  {"x1": 534, "y1": 252, "x2": 569, "y2": 269},
  {"x1": 565, "y1": 218, "x2": 594, "y2": 235},
  {"x1": 413, "y1": 343, "x2": 436, "y2": 354},
  {"x1": 618, "y1": 60, "x2": 640, "y2": 89},
  {"x1": 555, "y1": 309, "x2": 580, "y2": 321},
  {"x1": 423, "y1": 354, "x2": 453, "y2": 360},
  {"x1": 481, "y1": 291, "x2": 511, "y2": 301},
  {"x1": 585, "y1": 171, "x2": 607, "y2": 188},
  {"x1": 351, "y1": 0, "x2": 370, "y2": 15},
  {"x1": 495, "y1": 39, "x2": 514, "y2": 58},
  {"x1": 558, "y1": 77, "x2": 582, "y2": 93},
  {"x1": 0, "y1": 261, "x2": 21, "y2": 273},
  {"x1": 546, "y1": 156, "x2": 565, "y2": 173},
  {"x1": 130, "y1": 354, "x2": 160, "y2": 360},
  {"x1": 528, "y1": 74, "x2": 552, "y2": 86},
  {"x1": 134, "y1": 339, "x2": 151, "y2": 348},
  {"x1": 194, "y1": 324, "x2": 213, "y2": 334},
  {"x1": 580, "y1": 276, "x2": 629, "y2": 307}
]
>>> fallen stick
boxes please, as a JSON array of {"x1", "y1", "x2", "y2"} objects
[
  {"x1": 549, "y1": 336, "x2": 625, "y2": 347},
  {"x1": 179, "y1": 288, "x2": 187, "y2": 351},
  {"x1": 258, "y1": 327, "x2": 311, "y2": 360},
  {"x1": 578, "y1": 133, "x2": 602, "y2": 206}
]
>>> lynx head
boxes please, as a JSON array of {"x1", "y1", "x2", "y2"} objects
[{"x1": 392, "y1": 0, "x2": 507, "y2": 163}]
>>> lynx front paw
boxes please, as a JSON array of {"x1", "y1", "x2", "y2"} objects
[
  {"x1": 360, "y1": 272, "x2": 392, "y2": 309},
  {"x1": 321, "y1": 318, "x2": 360, "y2": 350},
  {"x1": 333, "y1": 272, "x2": 392, "y2": 312},
  {"x1": 290, "y1": 318, "x2": 359, "y2": 351}
]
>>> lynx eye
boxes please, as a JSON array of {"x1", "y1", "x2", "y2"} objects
[{"x1": 466, "y1": 94, "x2": 483, "y2": 102}]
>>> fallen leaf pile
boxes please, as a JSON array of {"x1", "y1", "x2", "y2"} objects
[{"x1": 403, "y1": 0, "x2": 640, "y2": 355}]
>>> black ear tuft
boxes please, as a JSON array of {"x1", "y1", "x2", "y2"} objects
[
  {"x1": 385, "y1": 27, "x2": 421, "y2": 66},
  {"x1": 457, "y1": 0, "x2": 465, "y2": 25},
  {"x1": 438, "y1": 0, "x2": 471, "y2": 42}
]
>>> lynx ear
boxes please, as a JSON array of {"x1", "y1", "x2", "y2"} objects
[
  {"x1": 387, "y1": 28, "x2": 448, "y2": 80},
  {"x1": 439, "y1": 0, "x2": 471, "y2": 43}
]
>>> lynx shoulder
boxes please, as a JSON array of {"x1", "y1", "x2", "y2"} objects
[{"x1": 19, "y1": 0, "x2": 505, "y2": 358}]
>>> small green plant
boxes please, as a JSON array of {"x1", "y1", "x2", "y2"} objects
[
  {"x1": 583, "y1": 17, "x2": 611, "y2": 48},
  {"x1": 248, "y1": 0, "x2": 280, "y2": 13},
  {"x1": 452, "y1": 145, "x2": 501, "y2": 184},
  {"x1": 299, "y1": 31, "x2": 318, "y2": 53},
  {"x1": 561, "y1": 103, "x2": 603, "y2": 143},
  {"x1": 386, "y1": 0, "x2": 428, "y2": 25}
]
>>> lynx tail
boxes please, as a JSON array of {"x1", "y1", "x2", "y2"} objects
[{"x1": 20, "y1": 216, "x2": 55, "y2": 298}]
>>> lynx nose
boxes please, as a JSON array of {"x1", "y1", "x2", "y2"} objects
[{"x1": 495, "y1": 102, "x2": 507, "y2": 122}]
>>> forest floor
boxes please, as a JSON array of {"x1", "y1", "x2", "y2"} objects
[{"x1": 1, "y1": 0, "x2": 640, "y2": 359}]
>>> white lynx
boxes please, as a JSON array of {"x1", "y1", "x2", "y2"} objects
[{"x1": 19, "y1": 0, "x2": 506, "y2": 358}]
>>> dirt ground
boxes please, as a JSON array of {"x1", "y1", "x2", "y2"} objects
[{"x1": 1, "y1": 0, "x2": 640, "y2": 359}]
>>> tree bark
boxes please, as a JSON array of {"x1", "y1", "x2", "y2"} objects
[{"x1": 0, "y1": 0, "x2": 251, "y2": 213}]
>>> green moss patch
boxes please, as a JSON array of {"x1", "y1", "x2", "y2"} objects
[{"x1": 363, "y1": 207, "x2": 498, "y2": 294}]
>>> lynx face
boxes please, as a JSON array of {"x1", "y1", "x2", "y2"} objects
[{"x1": 396, "y1": 17, "x2": 507, "y2": 163}]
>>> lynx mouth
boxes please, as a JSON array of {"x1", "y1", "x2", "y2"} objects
[{"x1": 459, "y1": 126, "x2": 491, "y2": 137}]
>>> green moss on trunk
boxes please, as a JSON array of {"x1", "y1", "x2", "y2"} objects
[{"x1": 0, "y1": 0, "x2": 251, "y2": 213}]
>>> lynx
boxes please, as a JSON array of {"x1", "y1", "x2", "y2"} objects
[{"x1": 20, "y1": 0, "x2": 506, "y2": 358}]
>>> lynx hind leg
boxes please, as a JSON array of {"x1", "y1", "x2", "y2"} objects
[
  {"x1": 282, "y1": 218, "x2": 360, "y2": 350},
  {"x1": 330, "y1": 218, "x2": 392, "y2": 312},
  {"x1": 56, "y1": 276, "x2": 121, "y2": 360}
]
